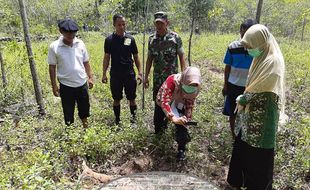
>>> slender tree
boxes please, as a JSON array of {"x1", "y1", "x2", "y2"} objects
[
  {"x1": 0, "y1": 47, "x2": 8, "y2": 88},
  {"x1": 301, "y1": 17, "x2": 306, "y2": 41},
  {"x1": 18, "y1": 0, "x2": 46, "y2": 115},
  {"x1": 142, "y1": 0, "x2": 150, "y2": 110},
  {"x1": 256, "y1": 0, "x2": 264, "y2": 23},
  {"x1": 188, "y1": 0, "x2": 197, "y2": 66},
  {"x1": 187, "y1": 0, "x2": 214, "y2": 65}
]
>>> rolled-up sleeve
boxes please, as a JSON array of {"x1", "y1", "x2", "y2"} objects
[{"x1": 176, "y1": 35, "x2": 184, "y2": 55}]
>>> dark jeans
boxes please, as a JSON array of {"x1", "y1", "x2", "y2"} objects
[
  {"x1": 154, "y1": 103, "x2": 191, "y2": 151},
  {"x1": 59, "y1": 83, "x2": 90, "y2": 126}
]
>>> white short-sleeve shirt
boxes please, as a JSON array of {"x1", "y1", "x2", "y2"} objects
[{"x1": 48, "y1": 36, "x2": 89, "y2": 87}]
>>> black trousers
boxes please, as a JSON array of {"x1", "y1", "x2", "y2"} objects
[
  {"x1": 154, "y1": 103, "x2": 191, "y2": 150},
  {"x1": 154, "y1": 103, "x2": 168, "y2": 134},
  {"x1": 227, "y1": 133, "x2": 274, "y2": 190},
  {"x1": 59, "y1": 83, "x2": 90, "y2": 126}
]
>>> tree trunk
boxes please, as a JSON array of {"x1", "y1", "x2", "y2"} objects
[
  {"x1": 188, "y1": 17, "x2": 195, "y2": 66},
  {"x1": 18, "y1": 0, "x2": 46, "y2": 116},
  {"x1": 256, "y1": 0, "x2": 264, "y2": 23},
  {"x1": 0, "y1": 49, "x2": 8, "y2": 88},
  {"x1": 301, "y1": 17, "x2": 306, "y2": 41},
  {"x1": 188, "y1": 0, "x2": 197, "y2": 66},
  {"x1": 94, "y1": 0, "x2": 101, "y2": 18},
  {"x1": 141, "y1": 0, "x2": 150, "y2": 110}
]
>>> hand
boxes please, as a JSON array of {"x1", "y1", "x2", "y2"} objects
[
  {"x1": 102, "y1": 74, "x2": 108, "y2": 84},
  {"x1": 52, "y1": 85, "x2": 59, "y2": 97},
  {"x1": 88, "y1": 78, "x2": 94, "y2": 89},
  {"x1": 236, "y1": 95, "x2": 243, "y2": 103},
  {"x1": 171, "y1": 116, "x2": 188, "y2": 126},
  {"x1": 137, "y1": 73, "x2": 143, "y2": 85},
  {"x1": 235, "y1": 95, "x2": 245, "y2": 113},
  {"x1": 143, "y1": 78, "x2": 149, "y2": 88}
]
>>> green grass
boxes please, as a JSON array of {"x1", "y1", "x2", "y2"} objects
[{"x1": 0, "y1": 32, "x2": 309, "y2": 189}]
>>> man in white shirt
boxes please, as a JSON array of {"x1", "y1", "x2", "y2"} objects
[{"x1": 48, "y1": 18, "x2": 93, "y2": 128}]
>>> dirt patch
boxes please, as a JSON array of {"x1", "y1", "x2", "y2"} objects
[{"x1": 196, "y1": 60, "x2": 223, "y2": 79}]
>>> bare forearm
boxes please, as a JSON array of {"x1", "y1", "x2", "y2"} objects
[
  {"x1": 145, "y1": 56, "x2": 153, "y2": 79},
  {"x1": 224, "y1": 65, "x2": 231, "y2": 85},
  {"x1": 102, "y1": 54, "x2": 110, "y2": 74},
  {"x1": 49, "y1": 65, "x2": 57, "y2": 87},
  {"x1": 133, "y1": 54, "x2": 142, "y2": 74},
  {"x1": 84, "y1": 62, "x2": 93, "y2": 79},
  {"x1": 179, "y1": 53, "x2": 186, "y2": 71}
]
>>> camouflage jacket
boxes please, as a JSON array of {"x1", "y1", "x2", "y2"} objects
[
  {"x1": 148, "y1": 30, "x2": 184, "y2": 99},
  {"x1": 235, "y1": 92, "x2": 279, "y2": 149}
]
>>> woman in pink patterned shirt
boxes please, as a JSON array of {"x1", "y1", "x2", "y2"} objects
[{"x1": 156, "y1": 67, "x2": 201, "y2": 161}]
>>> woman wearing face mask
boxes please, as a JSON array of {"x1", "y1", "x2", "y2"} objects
[
  {"x1": 227, "y1": 24, "x2": 286, "y2": 189},
  {"x1": 156, "y1": 66, "x2": 201, "y2": 161}
]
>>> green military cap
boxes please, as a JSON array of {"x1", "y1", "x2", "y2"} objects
[{"x1": 154, "y1": 11, "x2": 168, "y2": 23}]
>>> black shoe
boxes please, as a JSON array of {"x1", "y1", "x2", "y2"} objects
[
  {"x1": 115, "y1": 118, "x2": 120, "y2": 125},
  {"x1": 130, "y1": 116, "x2": 136, "y2": 124},
  {"x1": 177, "y1": 150, "x2": 186, "y2": 161}
]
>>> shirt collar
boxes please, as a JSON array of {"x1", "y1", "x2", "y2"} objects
[
  {"x1": 113, "y1": 32, "x2": 127, "y2": 38},
  {"x1": 154, "y1": 30, "x2": 170, "y2": 40},
  {"x1": 59, "y1": 36, "x2": 79, "y2": 46}
]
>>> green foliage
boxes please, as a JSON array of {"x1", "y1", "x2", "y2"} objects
[
  {"x1": 119, "y1": 0, "x2": 151, "y2": 32},
  {"x1": 207, "y1": 0, "x2": 256, "y2": 32},
  {"x1": 1, "y1": 0, "x2": 309, "y2": 40},
  {"x1": 0, "y1": 0, "x2": 21, "y2": 36},
  {"x1": 0, "y1": 32, "x2": 309, "y2": 189}
]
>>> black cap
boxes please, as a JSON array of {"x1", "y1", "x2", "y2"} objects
[
  {"x1": 58, "y1": 18, "x2": 79, "y2": 32},
  {"x1": 240, "y1": 19, "x2": 257, "y2": 30},
  {"x1": 154, "y1": 11, "x2": 168, "y2": 23}
]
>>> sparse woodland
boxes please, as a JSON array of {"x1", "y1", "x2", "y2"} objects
[{"x1": 0, "y1": 0, "x2": 309, "y2": 189}]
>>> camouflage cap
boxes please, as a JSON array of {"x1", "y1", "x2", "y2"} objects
[{"x1": 154, "y1": 11, "x2": 168, "y2": 23}]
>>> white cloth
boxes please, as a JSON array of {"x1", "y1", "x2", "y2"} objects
[
  {"x1": 48, "y1": 36, "x2": 89, "y2": 87},
  {"x1": 171, "y1": 101, "x2": 184, "y2": 118}
]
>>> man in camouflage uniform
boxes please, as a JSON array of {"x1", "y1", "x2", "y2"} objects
[{"x1": 144, "y1": 11, "x2": 186, "y2": 134}]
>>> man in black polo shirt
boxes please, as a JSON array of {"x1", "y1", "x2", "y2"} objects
[{"x1": 102, "y1": 14, "x2": 142, "y2": 125}]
